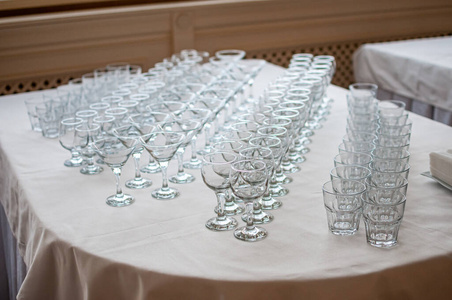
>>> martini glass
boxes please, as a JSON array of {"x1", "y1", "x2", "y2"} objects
[
  {"x1": 141, "y1": 131, "x2": 185, "y2": 199},
  {"x1": 92, "y1": 136, "x2": 137, "y2": 207}
]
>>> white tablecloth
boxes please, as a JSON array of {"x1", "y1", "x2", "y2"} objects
[
  {"x1": 353, "y1": 36, "x2": 452, "y2": 125},
  {"x1": 1, "y1": 63, "x2": 452, "y2": 299}
]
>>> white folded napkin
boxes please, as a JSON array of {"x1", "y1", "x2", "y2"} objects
[{"x1": 430, "y1": 149, "x2": 452, "y2": 186}]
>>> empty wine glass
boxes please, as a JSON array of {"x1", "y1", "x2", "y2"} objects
[
  {"x1": 201, "y1": 152, "x2": 239, "y2": 231},
  {"x1": 230, "y1": 159, "x2": 269, "y2": 242},
  {"x1": 92, "y1": 136, "x2": 138, "y2": 207},
  {"x1": 141, "y1": 131, "x2": 185, "y2": 199},
  {"x1": 59, "y1": 117, "x2": 84, "y2": 167},
  {"x1": 75, "y1": 124, "x2": 103, "y2": 175},
  {"x1": 238, "y1": 146, "x2": 275, "y2": 224}
]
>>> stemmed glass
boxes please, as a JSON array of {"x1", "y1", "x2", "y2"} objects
[
  {"x1": 230, "y1": 159, "x2": 269, "y2": 242},
  {"x1": 201, "y1": 152, "x2": 239, "y2": 231},
  {"x1": 114, "y1": 122, "x2": 155, "y2": 189},
  {"x1": 75, "y1": 124, "x2": 103, "y2": 175},
  {"x1": 164, "y1": 119, "x2": 203, "y2": 184},
  {"x1": 139, "y1": 111, "x2": 171, "y2": 174},
  {"x1": 92, "y1": 136, "x2": 138, "y2": 207},
  {"x1": 59, "y1": 117, "x2": 84, "y2": 167},
  {"x1": 249, "y1": 132, "x2": 287, "y2": 210},
  {"x1": 238, "y1": 146, "x2": 275, "y2": 224},
  {"x1": 141, "y1": 131, "x2": 185, "y2": 199}
]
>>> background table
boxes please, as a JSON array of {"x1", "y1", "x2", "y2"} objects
[
  {"x1": 1, "y1": 63, "x2": 452, "y2": 300},
  {"x1": 353, "y1": 36, "x2": 452, "y2": 125}
]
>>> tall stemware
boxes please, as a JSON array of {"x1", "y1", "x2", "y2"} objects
[
  {"x1": 238, "y1": 146, "x2": 275, "y2": 224},
  {"x1": 59, "y1": 117, "x2": 84, "y2": 167},
  {"x1": 141, "y1": 131, "x2": 185, "y2": 199},
  {"x1": 114, "y1": 122, "x2": 155, "y2": 190},
  {"x1": 164, "y1": 119, "x2": 202, "y2": 184},
  {"x1": 75, "y1": 124, "x2": 103, "y2": 175},
  {"x1": 201, "y1": 152, "x2": 239, "y2": 231},
  {"x1": 92, "y1": 136, "x2": 137, "y2": 207},
  {"x1": 230, "y1": 159, "x2": 269, "y2": 242}
]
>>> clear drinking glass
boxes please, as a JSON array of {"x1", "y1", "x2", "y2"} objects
[
  {"x1": 92, "y1": 136, "x2": 138, "y2": 207},
  {"x1": 201, "y1": 152, "x2": 239, "y2": 231},
  {"x1": 75, "y1": 124, "x2": 104, "y2": 175},
  {"x1": 141, "y1": 131, "x2": 185, "y2": 199},
  {"x1": 59, "y1": 117, "x2": 84, "y2": 167},
  {"x1": 363, "y1": 192, "x2": 406, "y2": 248},
  {"x1": 230, "y1": 159, "x2": 269, "y2": 242},
  {"x1": 322, "y1": 179, "x2": 366, "y2": 236}
]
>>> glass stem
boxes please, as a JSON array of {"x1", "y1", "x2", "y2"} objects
[
  {"x1": 112, "y1": 167, "x2": 123, "y2": 197},
  {"x1": 177, "y1": 148, "x2": 184, "y2": 175},
  {"x1": 133, "y1": 152, "x2": 141, "y2": 179},
  {"x1": 190, "y1": 137, "x2": 197, "y2": 161},
  {"x1": 245, "y1": 202, "x2": 255, "y2": 230},
  {"x1": 204, "y1": 123, "x2": 211, "y2": 148},
  {"x1": 160, "y1": 161, "x2": 169, "y2": 191},
  {"x1": 215, "y1": 191, "x2": 227, "y2": 221}
]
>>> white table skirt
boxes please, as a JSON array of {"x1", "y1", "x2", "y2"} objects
[
  {"x1": 353, "y1": 36, "x2": 452, "y2": 125},
  {"x1": 1, "y1": 63, "x2": 452, "y2": 299}
]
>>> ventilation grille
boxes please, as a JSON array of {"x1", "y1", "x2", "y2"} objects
[
  {"x1": 248, "y1": 32, "x2": 452, "y2": 88},
  {"x1": 1, "y1": 32, "x2": 451, "y2": 96}
]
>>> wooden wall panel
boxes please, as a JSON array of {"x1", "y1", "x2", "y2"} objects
[{"x1": 0, "y1": 0, "x2": 451, "y2": 94}]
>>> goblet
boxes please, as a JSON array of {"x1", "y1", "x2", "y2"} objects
[
  {"x1": 250, "y1": 131, "x2": 287, "y2": 209},
  {"x1": 230, "y1": 159, "x2": 269, "y2": 242},
  {"x1": 92, "y1": 136, "x2": 137, "y2": 207},
  {"x1": 141, "y1": 131, "x2": 185, "y2": 199},
  {"x1": 75, "y1": 124, "x2": 103, "y2": 175},
  {"x1": 239, "y1": 146, "x2": 275, "y2": 223},
  {"x1": 201, "y1": 152, "x2": 239, "y2": 231},
  {"x1": 59, "y1": 117, "x2": 84, "y2": 167}
]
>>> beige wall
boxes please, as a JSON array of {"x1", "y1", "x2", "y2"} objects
[{"x1": 1, "y1": 0, "x2": 452, "y2": 94}]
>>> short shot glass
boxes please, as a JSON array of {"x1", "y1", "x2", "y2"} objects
[{"x1": 322, "y1": 179, "x2": 366, "y2": 236}]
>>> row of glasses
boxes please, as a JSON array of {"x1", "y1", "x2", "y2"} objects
[{"x1": 322, "y1": 82, "x2": 411, "y2": 248}]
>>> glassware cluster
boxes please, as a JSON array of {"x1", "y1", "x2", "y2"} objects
[
  {"x1": 322, "y1": 82, "x2": 411, "y2": 248},
  {"x1": 26, "y1": 50, "x2": 336, "y2": 243}
]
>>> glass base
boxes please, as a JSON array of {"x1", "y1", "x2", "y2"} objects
[
  {"x1": 152, "y1": 187, "x2": 180, "y2": 200},
  {"x1": 261, "y1": 197, "x2": 283, "y2": 210},
  {"x1": 289, "y1": 154, "x2": 306, "y2": 164},
  {"x1": 80, "y1": 165, "x2": 103, "y2": 175},
  {"x1": 106, "y1": 194, "x2": 135, "y2": 207},
  {"x1": 269, "y1": 184, "x2": 289, "y2": 197},
  {"x1": 125, "y1": 177, "x2": 152, "y2": 189},
  {"x1": 140, "y1": 163, "x2": 161, "y2": 174},
  {"x1": 183, "y1": 159, "x2": 202, "y2": 169},
  {"x1": 274, "y1": 173, "x2": 293, "y2": 185},
  {"x1": 205, "y1": 216, "x2": 238, "y2": 231},
  {"x1": 197, "y1": 147, "x2": 213, "y2": 156},
  {"x1": 242, "y1": 211, "x2": 274, "y2": 224},
  {"x1": 215, "y1": 201, "x2": 245, "y2": 216},
  {"x1": 169, "y1": 172, "x2": 195, "y2": 184},
  {"x1": 281, "y1": 162, "x2": 300, "y2": 174},
  {"x1": 234, "y1": 225, "x2": 267, "y2": 242},
  {"x1": 64, "y1": 158, "x2": 83, "y2": 167}
]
